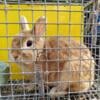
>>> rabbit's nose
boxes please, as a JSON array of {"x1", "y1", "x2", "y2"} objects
[
  {"x1": 22, "y1": 52, "x2": 27, "y2": 57},
  {"x1": 22, "y1": 52, "x2": 30, "y2": 58}
]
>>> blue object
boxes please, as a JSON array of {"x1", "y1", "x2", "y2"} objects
[
  {"x1": 97, "y1": 15, "x2": 100, "y2": 34},
  {"x1": 0, "y1": 62, "x2": 10, "y2": 84}
]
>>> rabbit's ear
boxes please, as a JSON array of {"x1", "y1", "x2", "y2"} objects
[
  {"x1": 20, "y1": 16, "x2": 30, "y2": 31},
  {"x1": 32, "y1": 16, "x2": 46, "y2": 36}
]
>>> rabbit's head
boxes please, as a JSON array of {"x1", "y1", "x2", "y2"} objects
[{"x1": 10, "y1": 16, "x2": 46, "y2": 67}]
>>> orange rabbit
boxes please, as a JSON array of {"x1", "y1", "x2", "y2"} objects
[{"x1": 10, "y1": 16, "x2": 95, "y2": 97}]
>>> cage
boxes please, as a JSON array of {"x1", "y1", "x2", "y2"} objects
[{"x1": 0, "y1": 0, "x2": 99, "y2": 100}]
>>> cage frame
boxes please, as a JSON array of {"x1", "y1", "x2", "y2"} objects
[{"x1": 0, "y1": 0, "x2": 100, "y2": 100}]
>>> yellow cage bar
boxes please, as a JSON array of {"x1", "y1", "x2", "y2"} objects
[{"x1": 0, "y1": 4, "x2": 84, "y2": 80}]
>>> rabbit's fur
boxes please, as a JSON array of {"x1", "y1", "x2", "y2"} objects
[{"x1": 10, "y1": 16, "x2": 95, "y2": 97}]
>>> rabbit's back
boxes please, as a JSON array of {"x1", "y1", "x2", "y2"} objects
[{"x1": 41, "y1": 37, "x2": 94, "y2": 91}]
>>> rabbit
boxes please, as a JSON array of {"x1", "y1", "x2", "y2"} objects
[{"x1": 10, "y1": 16, "x2": 95, "y2": 98}]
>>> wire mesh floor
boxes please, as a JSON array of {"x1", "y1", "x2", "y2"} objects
[
  {"x1": 0, "y1": 79, "x2": 99, "y2": 100},
  {"x1": 0, "y1": 0, "x2": 99, "y2": 100}
]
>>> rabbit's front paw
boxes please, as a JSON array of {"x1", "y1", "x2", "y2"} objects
[{"x1": 48, "y1": 87, "x2": 66, "y2": 98}]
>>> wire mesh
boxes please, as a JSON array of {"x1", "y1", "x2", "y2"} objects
[
  {"x1": 0, "y1": 0, "x2": 91, "y2": 4},
  {"x1": 0, "y1": 0, "x2": 100, "y2": 100}
]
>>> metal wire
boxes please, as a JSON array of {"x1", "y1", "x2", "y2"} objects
[{"x1": 0, "y1": 0, "x2": 99, "y2": 100}]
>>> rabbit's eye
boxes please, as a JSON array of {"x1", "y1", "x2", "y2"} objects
[{"x1": 27, "y1": 40, "x2": 33, "y2": 47}]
